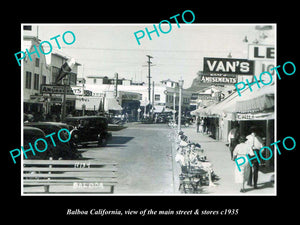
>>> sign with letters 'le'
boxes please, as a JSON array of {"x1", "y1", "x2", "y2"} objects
[{"x1": 248, "y1": 45, "x2": 275, "y2": 61}]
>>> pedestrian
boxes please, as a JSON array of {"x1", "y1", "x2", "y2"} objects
[
  {"x1": 233, "y1": 136, "x2": 251, "y2": 193},
  {"x1": 203, "y1": 117, "x2": 208, "y2": 134},
  {"x1": 246, "y1": 126, "x2": 263, "y2": 189},
  {"x1": 196, "y1": 116, "x2": 200, "y2": 133},
  {"x1": 228, "y1": 123, "x2": 240, "y2": 160},
  {"x1": 199, "y1": 118, "x2": 204, "y2": 133},
  {"x1": 154, "y1": 114, "x2": 158, "y2": 123},
  {"x1": 206, "y1": 118, "x2": 211, "y2": 136}
]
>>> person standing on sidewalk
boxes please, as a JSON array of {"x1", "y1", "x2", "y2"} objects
[
  {"x1": 196, "y1": 116, "x2": 200, "y2": 133},
  {"x1": 233, "y1": 136, "x2": 251, "y2": 193},
  {"x1": 246, "y1": 126, "x2": 263, "y2": 189},
  {"x1": 199, "y1": 118, "x2": 204, "y2": 133},
  {"x1": 203, "y1": 117, "x2": 208, "y2": 134},
  {"x1": 228, "y1": 124, "x2": 240, "y2": 160}
]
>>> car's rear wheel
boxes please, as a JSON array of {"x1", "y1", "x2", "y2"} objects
[{"x1": 97, "y1": 138, "x2": 107, "y2": 147}]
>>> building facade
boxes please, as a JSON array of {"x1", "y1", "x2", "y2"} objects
[
  {"x1": 23, "y1": 29, "x2": 81, "y2": 120},
  {"x1": 23, "y1": 35, "x2": 51, "y2": 114},
  {"x1": 83, "y1": 76, "x2": 192, "y2": 114}
]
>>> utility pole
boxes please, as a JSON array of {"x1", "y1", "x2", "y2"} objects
[
  {"x1": 178, "y1": 79, "x2": 184, "y2": 133},
  {"x1": 152, "y1": 81, "x2": 155, "y2": 117},
  {"x1": 146, "y1": 55, "x2": 153, "y2": 103},
  {"x1": 114, "y1": 72, "x2": 118, "y2": 98}
]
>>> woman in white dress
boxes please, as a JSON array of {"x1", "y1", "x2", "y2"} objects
[{"x1": 233, "y1": 136, "x2": 252, "y2": 193}]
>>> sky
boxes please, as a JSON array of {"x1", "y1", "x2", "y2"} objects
[{"x1": 27, "y1": 24, "x2": 275, "y2": 88}]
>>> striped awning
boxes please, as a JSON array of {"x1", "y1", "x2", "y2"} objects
[{"x1": 235, "y1": 84, "x2": 275, "y2": 113}]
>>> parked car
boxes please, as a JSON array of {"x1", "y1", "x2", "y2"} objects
[
  {"x1": 24, "y1": 122, "x2": 82, "y2": 159},
  {"x1": 23, "y1": 126, "x2": 50, "y2": 160},
  {"x1": 63, "y1": 116, "x2": 111, "y2": 147}
]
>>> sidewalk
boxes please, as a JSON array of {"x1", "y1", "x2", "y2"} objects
[{"x1": 174, "y1": 124, "x2": 275, "y2": 195}]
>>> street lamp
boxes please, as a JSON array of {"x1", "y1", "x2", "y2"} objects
[
  {"x1": 177, "y1": 79, "x2": 184, "y2": 133},
  {"x1": 173, "y1": 92, "x2": 176, "y2": 122}
]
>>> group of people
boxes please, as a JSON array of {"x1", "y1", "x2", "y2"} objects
[
  {"x1": 175, "y1": 131, "x2": 217, "y2": 188},
  {"x1": 228, "y1": 125, "x2": 264, "y2": 192}
]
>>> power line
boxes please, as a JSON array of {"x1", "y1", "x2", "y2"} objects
[{"x1": 47, "y1": 45, "x2": 244, "y2": 54}]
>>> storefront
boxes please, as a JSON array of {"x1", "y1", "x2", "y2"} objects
[
  {"x1": 224, "y1": 84, "x2": 275, "y2": 168},
  {"x1": 118, "y1": 91, "x2": 141, "y2": 121},
  {"x1": 75, "y1": 96, "x2": 104, "y2": 116}
]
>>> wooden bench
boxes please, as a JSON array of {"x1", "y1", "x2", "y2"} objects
[{"x1": 23, "y1": 159, "x2": 118, "y2": 194}]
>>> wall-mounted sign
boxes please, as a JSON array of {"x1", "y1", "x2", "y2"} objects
[
  {"x1": 248, "y1": 45, "x2": 275, "y2": 61},
  {"x1": 41, "y1": 84, "x2": 74, "y2": 95},
  {"x1": 198, "y1": 94, "x2": 219, "y2": 101},
  {"x1": 200, "y1": 75, "x2": 238, "y2": 84},
  {"x1": 203, "y1": 57, "x2": 254, "y2": 75},
  {"x1": 236, "y1": 112, "x2": 274, "y2": 121}
]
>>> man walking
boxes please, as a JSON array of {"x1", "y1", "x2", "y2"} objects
[{"x1": 246, "y1": 126, "x2": 263, "y2": 189}]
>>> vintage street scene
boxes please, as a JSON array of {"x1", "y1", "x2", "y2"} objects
[{"x1": 21, "y1": 24, "x2": 275, "y2": 195}]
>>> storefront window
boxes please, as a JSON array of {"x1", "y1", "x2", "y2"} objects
[
  {"x1": 42, "y1": 75, "x2": 46, "y2": 84},
  {"x1": 35, "y1": 58, "x2": 39, "y2": 67},
  {"x1": 25, "y1": 72, "x2": 31, "y2": 89},
  {"x1": 155, "y1": 94, "x2": 160, "y2": 101},
  {"x1": 34, "y1": 73, "x2": 39, "y2": 90}
]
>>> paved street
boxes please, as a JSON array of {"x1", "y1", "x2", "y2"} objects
[
  {"x1": 81, "y1": 123, "x2": 176, "y2": 194},
  {"x1": 81, "y1": 123, "x2": 275, "y2": 195}
]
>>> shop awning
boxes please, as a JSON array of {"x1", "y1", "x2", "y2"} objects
[
  {"x1": 153, "y1": 105, "x2": 164, "y2": 113},
  {"x1": 105, "y1": 98, "x2": 122, "y2": 111},
  {"x1": 190, "y1": 106, "x2": 209, "y2": 116},
  {"x1": 209, "y1": 91, "x2": 241, "y2": 116},
  {"x1": 235, "y1": 84, "x2": 275, "y2": 113},
  {"x1": 75, "y1": 96, "x2": 102, "y2": 110}
]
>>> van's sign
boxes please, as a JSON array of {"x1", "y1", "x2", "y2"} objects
[{"x1": 203, "y1": 57, "x2": 254, "y2": 75}]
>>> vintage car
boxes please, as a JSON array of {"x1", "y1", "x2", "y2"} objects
[
  {"x1": 24, "y1": 122, "x2": 82, "y2": 159},
  {"x1": 63, "y1": 116, "x2": 112, "y2": 147},
  {"x1": 23, "y1": 126, "x2": 50, "y2": 160}
]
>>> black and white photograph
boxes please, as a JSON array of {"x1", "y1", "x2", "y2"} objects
[
  {"x1": 20, "y1": 23, "x2": 276, "y2": 195},
  {"x1": 4, "y1": 4, "x2": 298, "y2": 223}
]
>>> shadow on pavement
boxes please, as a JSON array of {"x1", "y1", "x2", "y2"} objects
[
  {"x1": 105, "y1": 144, "x2": 128, "y2": 148},
  {"x1": 109, "y1": 136, "x2": 134, "y2": 144},
  {"x1": 75, "y1": 136, "x2": 134, "y2": 149},
  {"x1": 259, "y1": 165, "x2": 274, "y2": 174}
]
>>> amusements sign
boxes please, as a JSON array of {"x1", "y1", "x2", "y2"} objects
[{"x1": 201, "y1": 57, "x2": 255, "y2": 84}]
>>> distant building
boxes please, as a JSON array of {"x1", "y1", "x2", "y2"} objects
[
  {"x1": 83, "y1": 76, "x2": 192, "y2": 116},
  {"x1": 86, "y1": 75, "x2": 131, "y2": 86}
]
